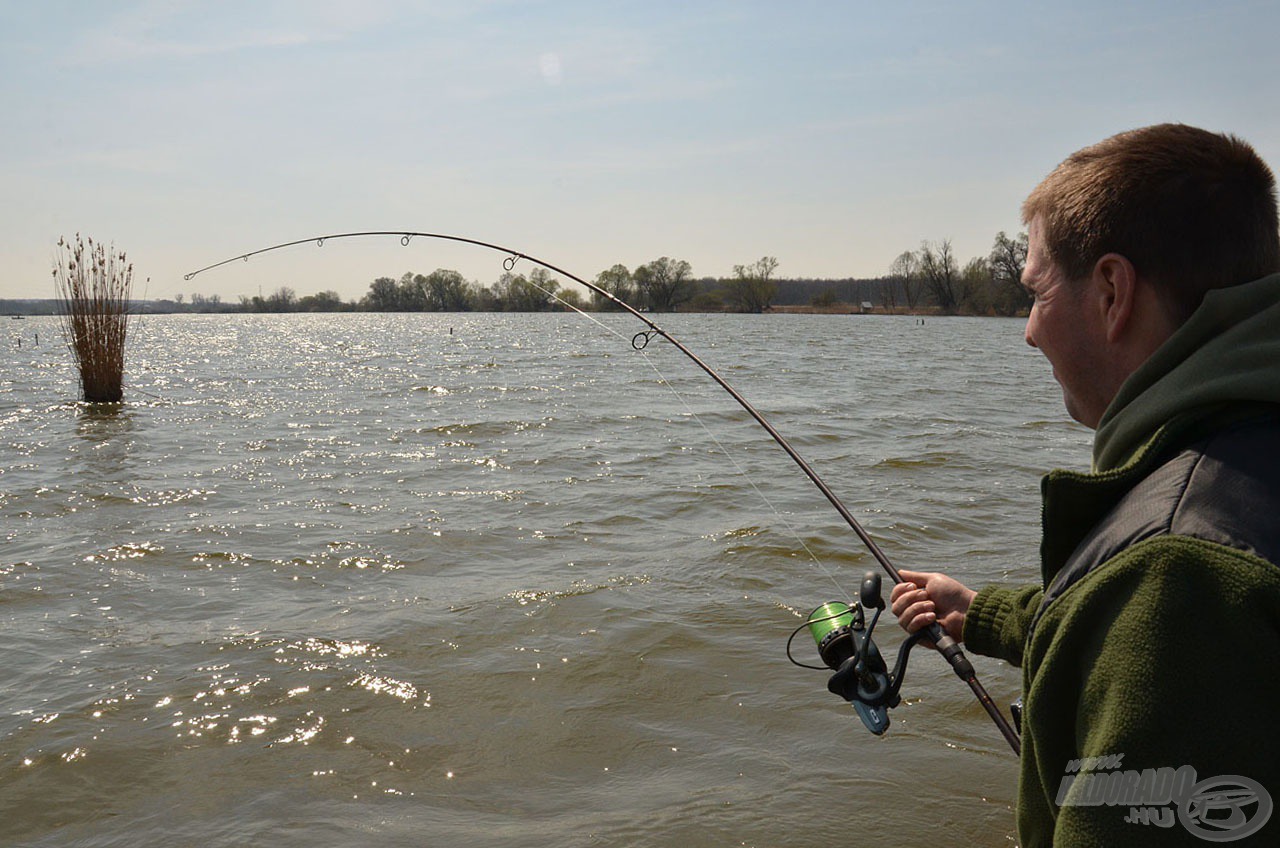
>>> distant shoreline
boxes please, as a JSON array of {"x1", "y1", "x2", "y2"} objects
[
  {"x1": 4, "y1": 299, "x2": 1028, "y2": 318},
  {"x1": 765, "y1": 304, "x2": 1029, "y2": 317}
]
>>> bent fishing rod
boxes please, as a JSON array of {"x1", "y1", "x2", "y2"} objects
[{"x1": 185, "y1": 230, "x2": 1021, "y2": 755}]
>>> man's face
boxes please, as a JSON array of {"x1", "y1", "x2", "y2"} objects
[{"x1": 1023, "y1": 219, "x2": 1111, "y2": 428}]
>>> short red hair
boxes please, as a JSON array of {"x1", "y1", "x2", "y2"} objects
[{"x1": 1023, "y1": 123, "x2": 1280, "y2": 320}]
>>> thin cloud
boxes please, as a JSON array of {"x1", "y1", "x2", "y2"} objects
[{"x1": 58, "y1": 0, "x2": 393, "y2": 66}]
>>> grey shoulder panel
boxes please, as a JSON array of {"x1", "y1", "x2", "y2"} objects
[
  {"x1": 1172, "y1": 419, "x2": 1280, "y2": 565},
  {"x1": 1041, "y1": 416, "x2": 1280, "y2": 611}
]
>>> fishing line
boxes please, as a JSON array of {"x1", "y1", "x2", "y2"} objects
[
  {"x1": 639, "y1": 357, "x2": 850, "y2": 599},
  {"x1": 514, "y1": 268, "x2": 849, "y2": 599},
  {"x1": 185, "y1": 230, "x2": 1021, "y2": 754}
]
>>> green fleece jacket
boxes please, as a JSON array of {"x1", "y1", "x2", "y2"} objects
[{"x1": 964, "y1": 273, "x2": 1280, "y2": 847}]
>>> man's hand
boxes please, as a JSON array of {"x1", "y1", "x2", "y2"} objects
[{"x1": 889, "y1": 569, "x2": 976, "y2": 644}]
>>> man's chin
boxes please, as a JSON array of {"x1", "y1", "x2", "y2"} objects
[{"x1": 1062, "y1": 395, "x2": 1100, "y2": 430}]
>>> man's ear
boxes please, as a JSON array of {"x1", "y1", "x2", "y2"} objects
[{"x1": 1091, "y1": 253, "x2": 1139, "y2": 344}]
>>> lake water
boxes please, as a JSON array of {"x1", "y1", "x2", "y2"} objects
[{"x1": 1, "y1": 312, "x2": 1090, "y2": 847}]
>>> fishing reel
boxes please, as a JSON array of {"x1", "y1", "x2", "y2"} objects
[{"x1": 788, "y1": 570, "x2": 926, "y2": 736}]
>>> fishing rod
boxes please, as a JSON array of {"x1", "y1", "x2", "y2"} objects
[{"x1": 185, "y1": 230, "x2": 1021, "y2": 755}]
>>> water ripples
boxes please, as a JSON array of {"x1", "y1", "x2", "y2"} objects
[{"x1": 1, "y1": 313, "x2": 1088, "y2": 846}]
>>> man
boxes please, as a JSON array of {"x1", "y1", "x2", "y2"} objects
[{"x1": 891, "y1": 124, "x2": 1280, "y2": 846}]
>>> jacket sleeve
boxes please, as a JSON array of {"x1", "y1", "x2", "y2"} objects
[
  {"x1": 1025, "y1": 537, "x2": 1280, "y2": 847},
  {"x1": 962, "y1": 583, "x2": 1042, "y2": 667}
]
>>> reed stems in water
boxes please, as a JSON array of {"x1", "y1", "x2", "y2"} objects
[{"x1": 53, "y1": 234, "x2": 133, "y2": 403}]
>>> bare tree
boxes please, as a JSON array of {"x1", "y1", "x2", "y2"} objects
[
  {"x1": 592, "y1": 264, "x2": 634, "y2": 310},
  {"x1": 888, "y1": 250, "x2": 920, "y2": 311},
  {"x1": 363, "y1": 276, "x2": 400, "y2": 311},
  {"x1": 634, "y1": 257, "x2": 694, "y2": 312},
  {"x1": 918, "y1": 239, "x2": 962, "y2": 313},
  {"x1": 989, "y1": 231, "x2": 1031, "y2": 313},
  {"x1": 729, "y1": 255, "x2": 779, "y2": 313},
  {"x1": 960, "y1": 257, "x2": 995, "y2": 314},
  {"x1": 422, "y1": 269, "x2": 473, "y2": 311},
  {"x1": 267, "y1": 286, "x2": 297, "y2": 311},
  {"x1": 491, "y1": 267, "x2": 561, "y2": 311}
]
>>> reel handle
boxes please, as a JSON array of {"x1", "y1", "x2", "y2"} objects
[{"x1": 860, "y1": 571, "x2": 884, "y2": 610}]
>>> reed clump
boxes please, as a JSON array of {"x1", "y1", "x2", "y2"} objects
[{"x1": 53, "y1": 234, "x2": 134, "y2": 403}]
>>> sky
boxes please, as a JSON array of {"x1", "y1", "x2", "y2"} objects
[{"x1": 2, "y1": 0, "x2": 1279, "y2": 304}]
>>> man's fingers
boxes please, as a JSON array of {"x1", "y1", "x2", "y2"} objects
[
  {"x1": 897, "y1": 569, "x2": 928, "y2": 585},
  {"x1": 890, "y1": 583, "x2": 928, "y2": 616},
  {"x1": 895, "y1": 598, "x2": 937, "y2": 633}
]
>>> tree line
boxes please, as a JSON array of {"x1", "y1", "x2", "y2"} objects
[
  {"x1": 882, "y1": 231, "x2": 1030, "y2": 315},
  {"x1": 150, "y1": 230, "x2": 1030, "y2": 316}
]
